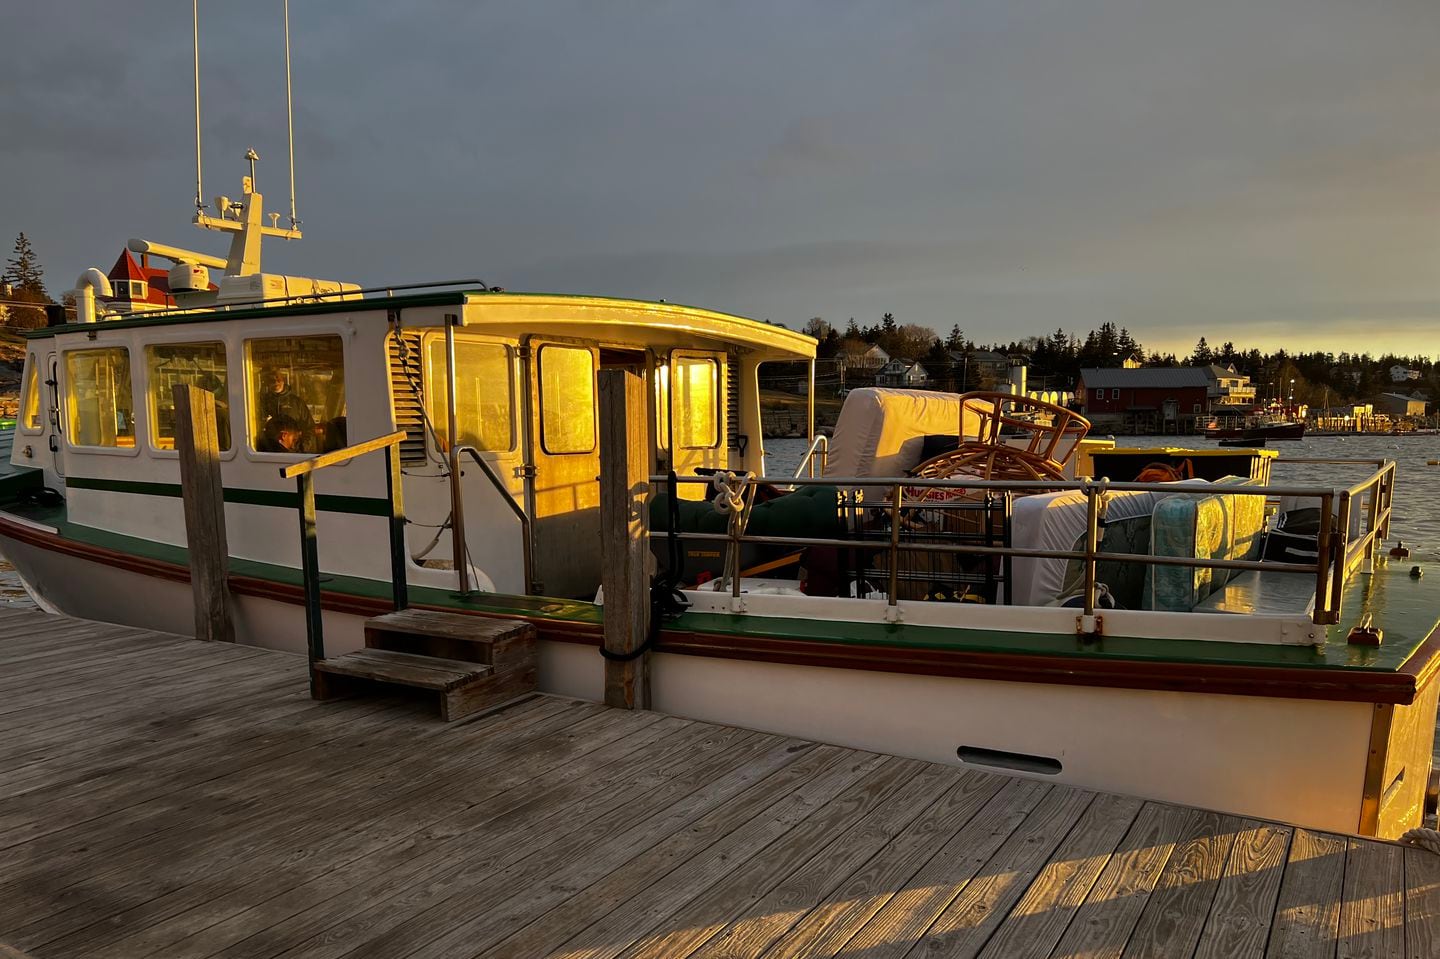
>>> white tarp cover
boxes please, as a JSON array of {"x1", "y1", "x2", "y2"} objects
[
  {"x1": 824, "y1": 388, "x2": 987, "y2": 480},
  {"x1": 1007, "y1": 484, "x2": 1202, "y2": 606}
]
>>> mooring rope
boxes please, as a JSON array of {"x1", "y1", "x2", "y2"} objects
[{"x1": 1399, "y1": 827, "x2": 1440, "y2": 856}]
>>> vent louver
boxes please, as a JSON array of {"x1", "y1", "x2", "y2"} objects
[
  {"x1": 726, "y1": 354, "x2": 740, "y2": 450},
  {"x1": 388, "y1": 332, "x2": 430, "y2": 467}
]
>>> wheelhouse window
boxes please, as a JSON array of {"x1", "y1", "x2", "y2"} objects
[
  {"x1": 246, "y1": 335, "x2": 347, "y2": 455},
  {"x1": 673, "y1": 356, "x2": 719, "y2": 449},
  {"x1": 146, "y1": 342, "x2": 231, "y2": 451},
  {"x1": 538, "y1": 345, "x2": 595, "y2": 454},
  {"x1": 21, "y1": 359, "x2": 40, "y2": 432},
  {"x1": 423, "y1": 338, "x2": 514, "y2": 453},
  {"x1": 65, "y1": 348, "x2": 134, "y2": 448}
]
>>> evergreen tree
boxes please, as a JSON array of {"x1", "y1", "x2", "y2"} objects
[
  {"x1": 3, "y1": 233, "x2": 51, "y2": 328},
  {"x1": 1190, "y1": 337, "x2": 1213, "y2": 367},
  {"x1": 1117, "y1": 327, "x2": 1141, "y2": 362},
  {"x1": 945, "y1": 324, "x2": 965, "y2": 351},
  {"x1": 4, "y1": 233, "x2": 46, "y2": 294}
]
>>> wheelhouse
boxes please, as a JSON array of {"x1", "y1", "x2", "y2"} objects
[{"x1": 11, "y1": 289, "x2": 817, "y2": 602}]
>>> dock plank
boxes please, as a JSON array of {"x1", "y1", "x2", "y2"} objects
[
  {"x1": 1403, "y1": 843, "x2": 1440, "y2": 959},
  {"x1": 1121, "y1": 811, "x2": 1245, "y2": 959},
  {"x1": 1336, "y1": 839, "x2": 1405, "y2": 959},
  {"x1": 1046, "y1": 803, "x2": 1195, "y2": 959},
  {"x1": 0, "y1": 609, "x2": 1429, "y2": 959},
  {"x1": 1192, "y1": 821, "x2": 1292, "y2": 959},
  {"x1": 1265, "y1": 828, "x2": 1347, "y2": 959},
  {"x1": 976, "y1": 792, "x2": 1145, "y2": 959}
]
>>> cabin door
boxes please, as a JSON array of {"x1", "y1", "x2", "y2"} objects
[
  {"x1": 523, "y1": 337, "x2": 602, "y2": 599},
  {"x1": 666, "y1": 350, "x2": 728, "y2": 499},
  {"x1": 419, "y1": 331, "x2": 529, "y2": 595}
]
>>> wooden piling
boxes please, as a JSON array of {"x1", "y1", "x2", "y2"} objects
[
  {"x1": 173, "y1": 383, "x2": 235, "y2": 643},
  {"x1": 598, "y1": 368, "x2": 651, "y2": 708}
]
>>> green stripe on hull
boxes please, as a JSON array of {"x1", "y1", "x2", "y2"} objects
[{"x1": 64, "y1": 476, "x2": 391, "y2": 516}]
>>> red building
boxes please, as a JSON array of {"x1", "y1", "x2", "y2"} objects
[
  {"x1": 106, "y1": 250, "x2": 181, "y2": 310},
  {"x1": 1077, "y1": 367, "x2": 1212, "y2": 432}
]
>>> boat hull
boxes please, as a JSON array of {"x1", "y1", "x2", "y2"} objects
[{"x1": 3, "y1": 517, "x2": 1434, "y2": 838}]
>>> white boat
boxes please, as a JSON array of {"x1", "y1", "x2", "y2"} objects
[{"x1": 2, "y1": 129, "x2": 1436, "y2": 841}]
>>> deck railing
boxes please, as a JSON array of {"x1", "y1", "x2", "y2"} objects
[
  {"x1": 453, "y1": 444, "x2": 533, "y2": 594},
  {"x1": 281, "y1": 430, "x2": 408, "y2": 663},
  {"x1": 648, "y1": 457, "x2": 1396, "y2": 628},
  {"x1": 791, "y1": 434, "x2": 829, "y2": 479}
]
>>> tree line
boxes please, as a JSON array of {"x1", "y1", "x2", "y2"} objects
[{"x1": 796, "y1": 315, "x2": 1436, "y2": 408}]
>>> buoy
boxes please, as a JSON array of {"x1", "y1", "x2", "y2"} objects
[
  {"x1": 1411, "y1": 566, "x2": 1424, "y2": 579},
  {"x1": 1428, "y1": 459, "x2": 1439, "y2": 466}
]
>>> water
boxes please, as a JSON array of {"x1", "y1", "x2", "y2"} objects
[{"x1": 3, "y1": 433, "x2": 1437, "y2": 763}]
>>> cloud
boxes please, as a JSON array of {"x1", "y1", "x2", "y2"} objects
[{"x1": 4, "y1": 1, "x2": 1439, "y2": 356}]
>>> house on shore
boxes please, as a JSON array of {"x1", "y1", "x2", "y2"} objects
[
  {"x1": 1077, "y1": 367, "x2": 1212, "y2": 434},
  {"x1": 1203, "y1": 364, "x2": 1256, "y2": 412},
  {"x1": 876, "y1": 358, "x2": 930, "y2": 388}
]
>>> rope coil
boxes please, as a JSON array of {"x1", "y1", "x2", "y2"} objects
[{"x1": 1399, "y1": 827, "x2": 1440, "y2": 857}]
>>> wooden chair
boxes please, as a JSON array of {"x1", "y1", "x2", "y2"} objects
[{"x1": 910, "y1": 392, "x2": 1091, "y2": 483}]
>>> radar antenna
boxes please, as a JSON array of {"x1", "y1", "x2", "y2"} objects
[
  {"x1": 284, "y1": 0, "x2": 299, "y2": 229},
  {"x1": 192, "y1": 0, "x2": 204, "y2": 213}
]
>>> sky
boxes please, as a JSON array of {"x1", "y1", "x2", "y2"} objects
[{"x1": 3, "y1": 1, "x2": 1438, "y2": 357}]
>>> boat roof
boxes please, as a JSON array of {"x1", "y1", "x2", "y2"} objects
[{"x1": 24, "y1": 288, "x2": 818, "y2": 359}]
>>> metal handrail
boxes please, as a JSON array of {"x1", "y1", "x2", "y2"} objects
[
  {"x1": 282, "y1": 431, "x2": 409, "y2": 664},
  {"x1": 648, "y1": 458, "x2": 1396, "y2": 627},
  {"x1": 792, "y1": 434, "x2": 829, "y2": 478},
  {"x1": 456, "y1": 445, "x2": 534, "y2": 594}
]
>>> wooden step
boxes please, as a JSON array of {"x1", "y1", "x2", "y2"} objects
[
  {"x1": 363, "y1": 608, "x2": 535, "y2": 669},
  {"x1": 311, "y1": 648, "x2": 529, "y2": 721}
]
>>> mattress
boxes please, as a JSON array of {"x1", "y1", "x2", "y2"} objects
[
  {"x1": 1007, "y1": 484, "x2": 1202, "y2": 607},
  {"x1": 824, "y1": 388, "x2": 988, "y2": 482}
]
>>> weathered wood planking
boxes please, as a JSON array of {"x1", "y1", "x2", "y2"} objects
[
  {"x1": 597, "y1": 367, "x2": 652, "y2": 709},
  {"x1": 0, "y1": 608, "x2": 1436, "y2": 959},
  {"x1": 1266, "y1": 828, "x2": 1347, "y2": 959},
  {"x1": 173, "y1": 382, "x2": 236, "y2": 643}
]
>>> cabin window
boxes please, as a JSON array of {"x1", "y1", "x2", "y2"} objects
[
  {"x1": 245, "y1": 335, "x2": 347, "y2": 455},
  {"x1": 538, "y1": 345, "x2": 595, "y2": 454},
  {"x1": 673, "y1": 356, "x2": 719, "y2": 449},
  {"x1": 65, "y1": 348, "x2": 135, "y2": 448},
  {"x1": 146, "y1": 342, "x2": 231, "y2": 451},
  {"x1": 21, "y1": 360, "x2": 40, "y2": 431},
  {"x1": 653, "y1": 362, "x2": 670, "y2": 454},
  {"x1": 1111, "y1": 388, "x2": 1120, "y2": 399},
  {"x1": 423, "y1": 338, "x2": 514, "y2": 452},
  {"x1": 1093, "y1": 388, "x2": 1103, "y2": 400}
]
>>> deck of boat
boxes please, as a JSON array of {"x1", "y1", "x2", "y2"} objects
[{"x1": 0, "y1": 607, "x2": 1435, "y2": 959}]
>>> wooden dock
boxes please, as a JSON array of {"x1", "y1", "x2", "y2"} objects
[{"x1": 0, "y1": 607, "x2": 1435, "y2": 959}]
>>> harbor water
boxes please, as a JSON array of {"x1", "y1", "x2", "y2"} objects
[{"x1": 1, "y1": 432, "x2": 1437, "y2": 764}]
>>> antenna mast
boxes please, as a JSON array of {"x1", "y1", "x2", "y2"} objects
[
  {"x1": 192, "y1": 0, "x2": 204, "y2": 212},
  {"x1": 284, "y1": 0, "x2": 299, "y2": 228}
]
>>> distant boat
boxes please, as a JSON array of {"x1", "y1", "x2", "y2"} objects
[
  {"x1": 1203, "y1": 404, "x2": 1305, "y2": 442},
  {"x1": 1242, "y1": 420, "x2": 1305, "y2": 441}
]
